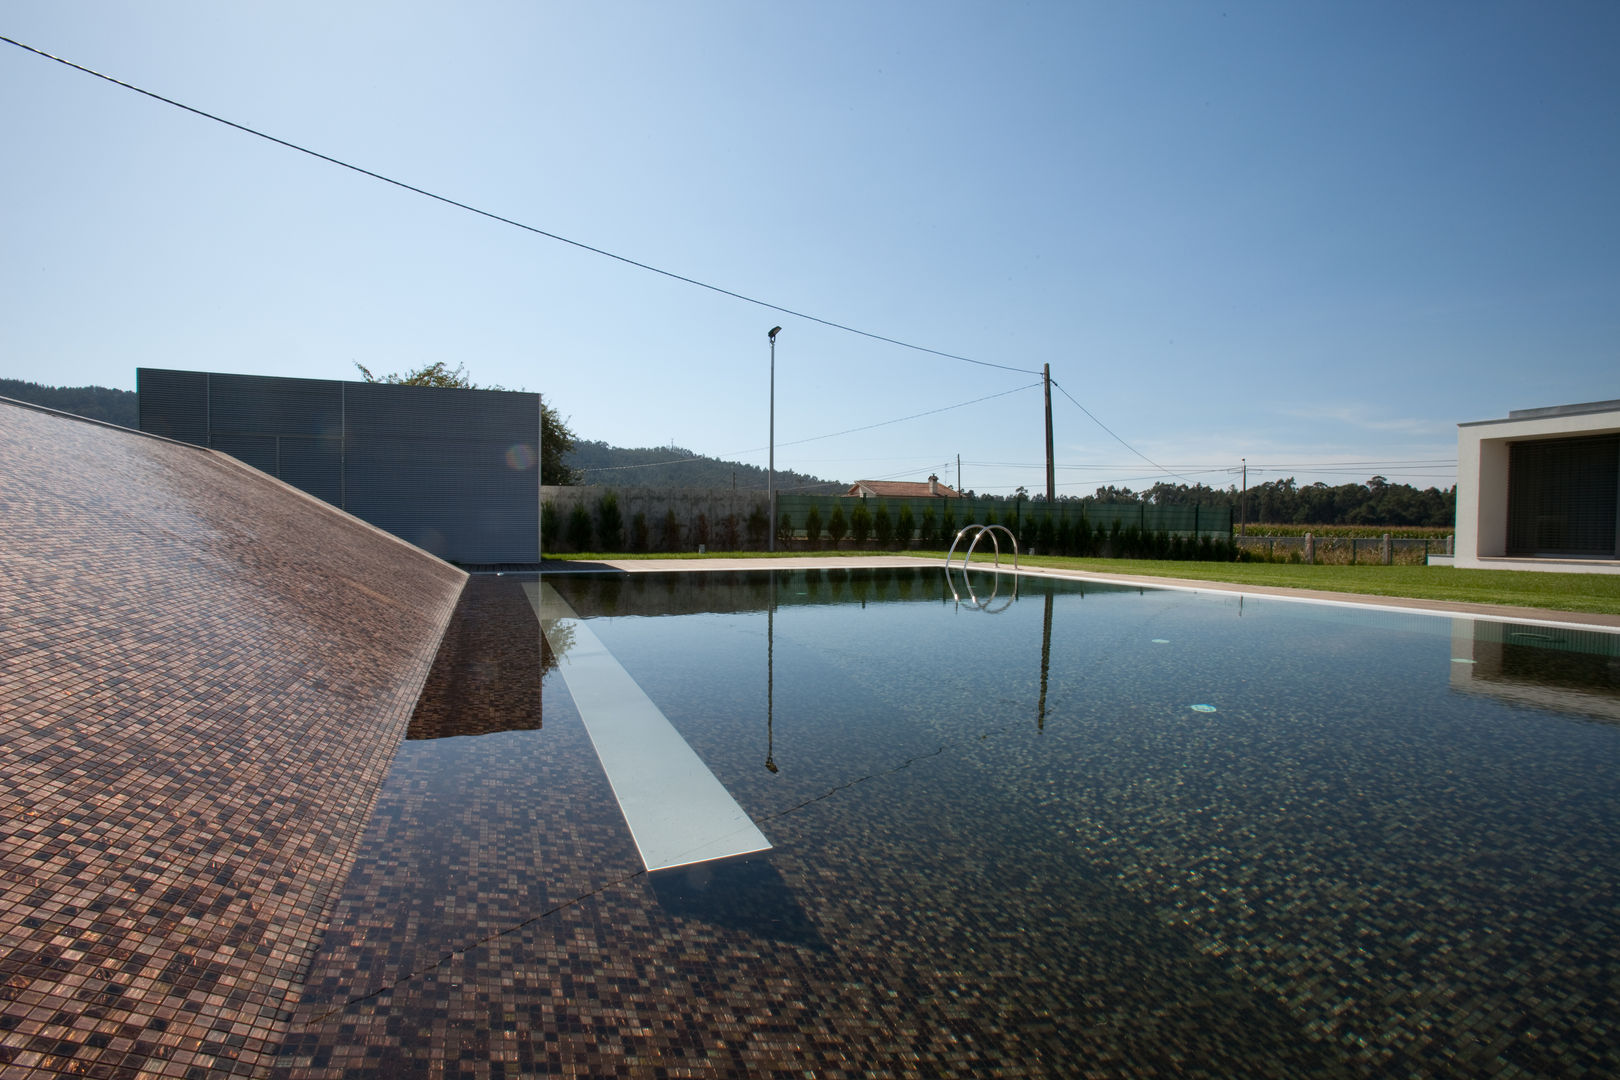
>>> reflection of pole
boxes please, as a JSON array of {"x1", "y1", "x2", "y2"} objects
[
  {"x1": 1036, "y1": 590, "x2": 1053, "y2": 730},
  {"x1": 765, "y1": 570, "x2": 778, "y2": 772}
]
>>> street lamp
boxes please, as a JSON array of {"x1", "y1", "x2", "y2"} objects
[{"x1": 768, "y1": 326, "x2": 781, "y2": 552}]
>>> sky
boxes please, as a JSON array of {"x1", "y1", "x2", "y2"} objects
[{"x1": 3, "y1": 2, "x2": 1617, "y2": 497}]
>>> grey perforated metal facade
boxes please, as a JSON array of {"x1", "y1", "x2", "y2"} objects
[{"x1": 138, "y1": 368, "x2": 541, "y2": 564}]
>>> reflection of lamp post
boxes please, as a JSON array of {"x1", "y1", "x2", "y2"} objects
[
  {"x1": 765, "y1": 569, "x2": 778, "y2": 772},
  {"x1": 1036, "y1": 589, "x2": 1053, "y2": 730},
  {"x1": 768, "y1": 326, "x2": 781, "y2": 552}
]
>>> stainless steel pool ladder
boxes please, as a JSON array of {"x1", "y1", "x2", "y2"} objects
[{"x1": 943, "y1": 523, "x2": 1020, "y2": 610}]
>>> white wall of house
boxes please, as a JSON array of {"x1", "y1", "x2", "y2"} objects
[{"x1": 1456, "y1": 401, "x2": 1620, "y2": 573}]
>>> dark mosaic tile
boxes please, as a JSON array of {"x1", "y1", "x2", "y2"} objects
[
  {"x1": 271, "y1": 575, "x2": 1356, "y2": 1079},
  {"x1": 0, "y1": 402, "x2": 464, "y2": 1077},
  {"x1": 274, "y1": 571, "x2": 1620, "y2": 1078}
]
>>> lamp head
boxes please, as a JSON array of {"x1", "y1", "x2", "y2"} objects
[{"x1": 768, "y1": 326, "x2": 782, "y2": 340}]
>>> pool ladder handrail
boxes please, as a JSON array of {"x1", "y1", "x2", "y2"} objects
[{"x1": 943, "y1": 523, "x2": 1020, "y2": 610}]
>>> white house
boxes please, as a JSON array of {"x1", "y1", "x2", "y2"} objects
[{"x1": 1455, "y1": 399, "x2": 1620, "y2": 573}]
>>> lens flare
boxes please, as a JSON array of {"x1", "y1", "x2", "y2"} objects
[{"x1": 505, "y1": 443, "x2": 535, "y2": 470}]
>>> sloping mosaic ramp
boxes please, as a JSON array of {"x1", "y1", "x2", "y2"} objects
[{"x1": 0, "y1": 401, "x2": 465, "y2": 1077}]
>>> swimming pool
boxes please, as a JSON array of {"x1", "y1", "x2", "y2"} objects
[{"x1": 275, "y1": 567, "x2": 1620, "y2": 1078}]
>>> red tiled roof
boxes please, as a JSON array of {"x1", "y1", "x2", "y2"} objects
[{"x1": 845, "y1": 479, "x2": 963, "y2": 498}]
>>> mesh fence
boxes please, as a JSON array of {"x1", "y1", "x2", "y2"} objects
[{"x1": 775, "y1": 495, "x2": 1231, "y2": 542}]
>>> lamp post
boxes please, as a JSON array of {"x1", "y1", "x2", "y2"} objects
[{"x1": 768, "y1": 326, "x2": 781, "y2": 552}]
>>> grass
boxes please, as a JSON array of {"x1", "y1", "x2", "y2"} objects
[
  {"x1": 545, "y1": 551, "x2": 1620, "y2": 616},
  {"x1": 1012, "y1": 556, "x2": 1620, "y2": 615}
]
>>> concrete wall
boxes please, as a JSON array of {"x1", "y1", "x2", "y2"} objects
[
  {"x1": 139, "y1": 368, "x2": 543, "y2": 564},
  {"x1": 1456, "y1": 401, "x2": 1620, "y2": 573}
]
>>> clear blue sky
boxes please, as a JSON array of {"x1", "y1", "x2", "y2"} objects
[{"x1": 4, "y1": 2, "x2": 1616, "y2": 496}]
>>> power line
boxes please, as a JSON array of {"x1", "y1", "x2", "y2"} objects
[
  {"x1": 1, "y1": 34, "x2": 1041, "y2": 377},
  {"x1": 578, "y1": 385, "x2": 1038, "y2": 474},
  {"x1": 772, "y1": 383, "x2": 1040, "y2": 450},
  {"x1": 1048, "y1": 379, "x2": 1193, "y2": 485}
]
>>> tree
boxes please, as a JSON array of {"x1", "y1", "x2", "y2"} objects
[
  {"x1": 354, "y1": 361, "x2": 579, "y2": 484},
  {"x1": 804, "y1": 505, "x2": 824, "y2": 548},
  {"x1": 849, "y1": 501, "x2": 872, "y2": 545},
  {"x1": 827, "y1": 505, "x2": 849, "y2": 546},
  {"x1": 896, "y1": 504, "x2": 916, "y2": 546}
]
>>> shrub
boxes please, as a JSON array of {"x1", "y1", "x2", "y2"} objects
[
  {"x1": 827, "y1": 504, "x2": 848, "y2": 545},
  {"x1": 717, "y1": 513, "x2": 740, "y2": 550},
  {"x1": 629, "y1": 511, "x2": 649, "y2": 553},
  {"x1": 777, "y1": 512, "x2": 794, "y2": 545},
  {"x1": 873, "y1": 502, "x2": 894, "y2": 546},
  {"x1": 849, "y1": 501, "x2": 871, "y2": 545},
  {"x1": 919, "y1": 507, "x2": 938, "y2": 545},
  {"x1": 746, "y1": 504, "x2": 769, "y2": 548},
  {"x1": 1036, "y1": 515, "x2": 1055, "y2": 553},
  {"x1": 541, "y1": 499, "x2": 560, "y2": 552},
  {"x1": 660, "y1": 508, "x2": 681, "y2": 552},
  {"x1": 941, "y1": 502, "x2": 957, "y2": 543},
  {"x1": 692, "y1": 512, "x2": 711, "y2": 550},
  {"x1": 1053, "y1": 515, "x2": 1072, "y2": 555},
  {"x1": 804, "y1": 505, "x2": 823, "y2": 547},
  {"x1": 567, "y1": 503, "x2": 593, "y2": 552},
  {"x1": 595, "y1": 492, "x2": 623, "y2": 551},
  {"x1": 897, "y1": 504, "x2": 916, "y2": 545}
]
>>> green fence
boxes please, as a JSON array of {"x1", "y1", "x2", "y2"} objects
[{"x1": 775, "y1": 495, "x2": 1231, "y2": 545}]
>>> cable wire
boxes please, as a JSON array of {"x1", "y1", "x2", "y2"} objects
[
  {"x1": 2, "y1": 34, "x2": 1041, "y2": 376},
  {"x1": 577, "y1": 384, "x2": 1038, "y2": 473},
  {"x1": 1048, "y1": 379, "x2": 1194, "y2": 485}
]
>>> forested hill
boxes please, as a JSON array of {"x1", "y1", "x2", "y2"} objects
[
  {"x1": 1, "y1": 378, "x2": 137, "y2": 428},
  {"x1": 566, "y1": 440, "x2": 842, "y2": 492}
]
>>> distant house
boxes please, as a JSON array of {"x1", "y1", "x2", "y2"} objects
[
  {"x1": 845, "y1": 474, "x2": 962, "y2": 498},
  {"x1": 1454, "y1": 399, "x2": 1620, "y2": 573}
]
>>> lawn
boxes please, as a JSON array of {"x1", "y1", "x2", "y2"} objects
[
  {"x1": 1011, "y1": 556, "x2": 1620, "y2": 615},
  {"x1": 549, "y1": 550, "x2": 1620, "y2": 616}
]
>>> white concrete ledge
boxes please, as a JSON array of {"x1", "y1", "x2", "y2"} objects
[{"x1": 526, "y1": 580, "x2": 771, "y2": 871}]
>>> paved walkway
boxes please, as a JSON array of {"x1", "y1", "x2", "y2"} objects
[{"x1": 541, "y1": 555, "x2": 1620, "y2": 629}]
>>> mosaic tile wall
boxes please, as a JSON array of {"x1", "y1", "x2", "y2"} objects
[{"x1": 0, "y1": 402, "x2": 465, "y2": 1077}]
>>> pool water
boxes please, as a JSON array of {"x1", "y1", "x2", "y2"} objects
[{"x1": 274, "y1": 568, "x2": 1620, "y2": 1079}]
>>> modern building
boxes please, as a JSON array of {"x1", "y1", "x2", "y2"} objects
[
  {"x1": 1455, "y1": 399, "x2": 1620, "y2": 573},
  {"x1": 138, "y1": 367, "x2": 544, "y2": 564}
]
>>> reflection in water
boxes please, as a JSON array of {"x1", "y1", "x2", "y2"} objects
[
  {"x1": 389, "y1": 568, "x2": 1620, "y2": 1077},
  {"x1": 943, "y1": 561, "x2": 1020, "y2": 611},
  {"x1": 1037, "y1": 590, "x2": 1053, "y2": 731},
  {"x1": 647, "y1": 854, "x2": 829, "y2": 951},
  {"x1": 547, "y1": 566, "x2": 1009, "y2": 615},
  {"x1": 765, "y1": 570, "x2": 779, "y2": 773},
  {"x1": 1450, "y1": 618, "x2": 1620, "y2": 722},
  {"x1": 407, "y1": 575, "x2": 552, "y2": 740}
]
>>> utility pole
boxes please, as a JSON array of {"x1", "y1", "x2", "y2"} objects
[
  {"x1": 957, "y1": 453, "x2": 961, "y2": 495},
  {"x1": 768, "y1": 327, "x2": 781, "y2": 552},
  {"x1": 1240, "y1": 457, "x2": 1247, "y2": 537},
  {"x1": 1043, "y1": 363, "x2": 1055, "y2": 503}
]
